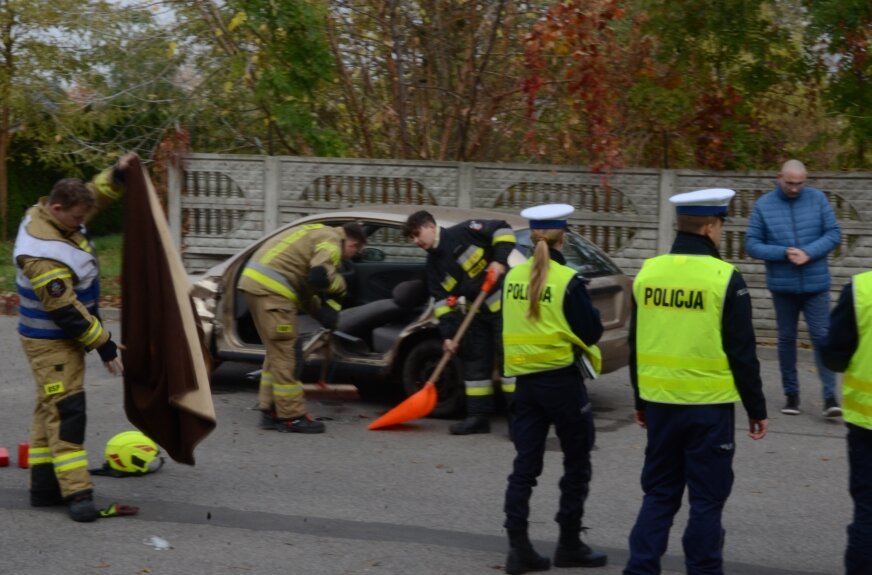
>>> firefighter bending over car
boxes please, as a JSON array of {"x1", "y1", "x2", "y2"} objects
[
  {"x1": 402, "y1": 210, "x2": 516, "y2": 435},
  {"x1": 238, "y1": 222, "x2": 366, "y2": 434},
  {"x1": 14, "y1": 154, "x2": 134, "y2": 522}
]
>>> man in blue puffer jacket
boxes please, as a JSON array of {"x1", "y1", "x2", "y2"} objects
[{"x1": 746, "y1": 159, "x2": 842, "y2": 417}]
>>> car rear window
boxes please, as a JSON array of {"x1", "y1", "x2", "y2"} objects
[{"x1": 514, "y1": 228, "x2": 622, "y2": 278}]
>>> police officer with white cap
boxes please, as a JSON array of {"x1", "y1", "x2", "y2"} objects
[
  {"x1": 624, "y1": 189, "x2": 769, "y2": 575},
  {"x1": 501, "y1": 204, "x2": 607, "y2": 574}
]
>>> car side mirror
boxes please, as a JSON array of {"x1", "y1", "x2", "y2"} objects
[{"x1": 359, "y1": 247, "x2": 386, "y2": 262}]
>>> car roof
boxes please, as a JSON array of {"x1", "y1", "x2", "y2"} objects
[{"x1": 294, "y1": 205, "x2": 529, "y2": 230}]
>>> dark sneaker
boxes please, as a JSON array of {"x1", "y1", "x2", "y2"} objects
[
  {"x1": 275, "y1": 415, "x2": 326, "y2": 434},
  {"x1": 68, "y1": 492, "x2": 99, "y2": 523},
  {"x1": 553, "y1": 542, "x2": 608, "y2": 568},
  {"x1": 505, "y1": 548, "x2": 551, "y2": 574},
  {"x1": 823, "y1": 398, "x2": 842, "y2": 418},
  {"x1": 781, "y1": 394, "x2": 800, "y2": 415},
  {"x1": 450, "y1": 415, "x2": 491, "y2": 435}
]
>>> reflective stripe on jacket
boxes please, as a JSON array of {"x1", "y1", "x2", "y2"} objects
[
  {"x1": 633, "y1": 254, "x2": 740, "y2": 404},
  {"x1": 238, "y1": 223, "x2": 347, "y2": 306},
  {"x1": 502, "y1": 259, "x2": 600, "y2": 378},
  {"x1": 14, "y1": 211, "x2": 100, "y2": 339},
  {"x1": 844, "y1": 271, "x2": 872, "y2": 429}
]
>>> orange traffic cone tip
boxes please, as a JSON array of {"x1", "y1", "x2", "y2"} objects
[{"x1": 368, "y1": 381, "x2": 438, "y2": 430}]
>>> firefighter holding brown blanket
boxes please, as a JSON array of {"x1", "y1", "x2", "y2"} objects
[
  {"x1": 238, "y1": 222, "x2": 366, "y2": 434},
  {"x1": 14, "y1": 154, "x2": 134, "y2": 522}
]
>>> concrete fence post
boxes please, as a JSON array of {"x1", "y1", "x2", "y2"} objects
[
  {"x1": 168, "y1": 155, "x2": 182, "y2": 252},
  {"x1": 657, "y1": 169, "x2": 676, "y2": 254},
  {"x1": 457, "y1": 163, "x2": 473, "y2": 209},
  {"x1": 264, "y1": 156, "x2": 280, "y2": 233}
]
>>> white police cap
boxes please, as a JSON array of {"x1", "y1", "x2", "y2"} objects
[
  {"x1": 520, "y1": 203, "x2": 575, "y2": 229},
  {"x1": 670, "y1": 188, "x2": 735, "y2": 217}
]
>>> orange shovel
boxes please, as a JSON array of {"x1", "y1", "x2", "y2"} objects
[{"x1": 368, "y1": 268, "x2": 498, "y2": 430}]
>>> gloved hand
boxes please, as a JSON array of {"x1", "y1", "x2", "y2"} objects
[
  {"x1": 97, "y1": 338, "x2": 124, "y2": 376},
  {"x1": 318, "y1": 304, "x2": 339, "y2": 330},
  {"x1": 307, "y1": 265, "x2": 330, "y2": 290},
  {"x1": 97, "y1": 339, "x2": 118, "y2": 362}
]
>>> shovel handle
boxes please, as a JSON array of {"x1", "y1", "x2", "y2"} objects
[{"x1": 427, "y1": 268, "x2": 498, "y2": 383}]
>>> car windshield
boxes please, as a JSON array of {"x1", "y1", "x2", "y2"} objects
[{"x1": 514, "y1": 228, "x2": 621, "y2": 278}]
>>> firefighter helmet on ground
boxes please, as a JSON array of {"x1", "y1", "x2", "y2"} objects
[{"x1": 104, "y1": 431, "x2": 161, "y2": 475}]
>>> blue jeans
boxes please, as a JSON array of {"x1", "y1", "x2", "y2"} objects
[{"x1": 772, "y1": 290, "x2": 837, "y2": 400}]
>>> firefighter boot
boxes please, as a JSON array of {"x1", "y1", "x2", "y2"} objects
[
  {"x1": 275, "y1": 414, "x2": 326, "y2": 434},
  {"x1": 259, "y1": 408, "x2": 278, "y2": 430},
  {"x1": 449, "y1": 415, "x2": 491, "y2": 435},
  {"x1": 505, "y1": 528, "x2": 551, "y2": 574},
  {"x1": 553, "y1": 524, "x2": 607, "y2": 568},
  {"x1": 29, "y1": 463, "x2": 64, "y2": 507},
  {"x1": 67, "y1": 490, "x2": 99, "y2": 523}
]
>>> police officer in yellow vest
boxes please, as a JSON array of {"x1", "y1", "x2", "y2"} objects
[
  {"x1": 501, "y1": 204, "x2": 607, "y2": 574},
  {"x1": 821, "y1": 270, "x2": 872, "y2": 575},
  {"x1": 238, "y1": 222, "x2": 366, "y2": 433},
  {"x1": 14, "y1": 154, "x2": 133, "y2": 522},
  {"x1": 624, "y1": 189, "x2": 768, "y2": 575}
]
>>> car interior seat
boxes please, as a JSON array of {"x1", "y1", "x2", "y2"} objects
[
  {"x1": 337, "y1": 279, "x2": 428, "y2": 351},
  {"x1": 369, "y1": 279, "x2": 429, "y2": 354}
]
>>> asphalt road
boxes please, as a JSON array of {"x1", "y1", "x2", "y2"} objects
[{"x1": 0, "y1": 314, "x2": 850, "y2": 575}]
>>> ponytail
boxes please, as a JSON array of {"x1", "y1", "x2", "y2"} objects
[{"x1": 526, "y1": 228, "x2": 564, "y2": 320}]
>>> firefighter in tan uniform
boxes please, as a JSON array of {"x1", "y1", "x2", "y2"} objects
[
  {"x1": 238, "y1": 222, "x2": 366, "y2": 433},
  {"x1": 14, "y1": 154, "x2": 134, "y2": 523}
]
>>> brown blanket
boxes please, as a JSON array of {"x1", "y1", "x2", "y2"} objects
[{"x1": 120, "y1": 157, "x2": 216, "y2": 464}]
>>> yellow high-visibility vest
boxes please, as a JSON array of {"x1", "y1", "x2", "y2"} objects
[
  {"x1": 844, "y1": 271, "x2": 872, "y2": 430},
  {"x1": 502, "y1": 259, "x2": 601, "y2": 378},
  {"x1": 633, "y1": 254, "x2": 740, "y2": 404}
]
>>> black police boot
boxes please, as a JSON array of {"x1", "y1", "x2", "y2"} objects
[
  {"x1": 553, "y1": 524, "x2": 607, "y2": 568},
  {"x1": 275, "y1": 414, "x2": 326, "y2": 434},
  {"x1": 29, "y1": 463, "x2": 64, "y2": 507},
  {"x1": 505, "y1": 529, "x2": 551, "y2": 574},
  {"x1": 449, "y1": 415, "x2": 491, "y2": 435},
  {"x1": 67, "y1": 490, "x2": 99, "y2": 523}
]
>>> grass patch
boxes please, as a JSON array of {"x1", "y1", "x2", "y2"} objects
[
  {"x1": 1, "y1": 233, "x2": 124, "y2": 298},
  {"x1": 0, "y1": 240, "x2": 12, "y2": 293}
]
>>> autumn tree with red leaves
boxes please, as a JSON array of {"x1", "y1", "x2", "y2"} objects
[{"x1": 523, "y1": 0, "x2": 631, "y2": 173}]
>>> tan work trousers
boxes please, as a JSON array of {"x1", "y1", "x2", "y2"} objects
[
  {"x1": 21, "y1": 336, "x2": 93, "y2": 498},
  {"x1": 245, "y1": 292, "x2": 307, "y2": 419}
]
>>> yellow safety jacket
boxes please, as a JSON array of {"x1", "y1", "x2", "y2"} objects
[
  {"x1": 238, "y1": 224, "x2": 347, "y2": 309},
  {"x1": 502, "y1": 259, "x2": 601, "y2": 378},
  {"x1": 844, "y1": 271, "x2": 872, "y2": 429},
  {"x1": 633, "y1": 254, "x2": 740, "y2": 404},
  {"x1": 13, "y1": 167, "x2": 121, "y2": 346}
]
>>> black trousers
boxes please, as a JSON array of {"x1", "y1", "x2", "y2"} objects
[
  {"x1": 625, "y1": 403, "x2": 735, "y2": 575},
  {"x1": 458, "y1": 312, "x2": 503, "y2": 415},
  {"x1": 847, "y1": 423, "x2": 872, "y2": 575},
  {"x1": 503, "y1": 366, "x2": 594, "y2": 530}
]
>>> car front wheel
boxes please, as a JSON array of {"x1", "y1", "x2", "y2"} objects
[{"x1": 401, "y1": 338, "x2": 464, "y2": 418}]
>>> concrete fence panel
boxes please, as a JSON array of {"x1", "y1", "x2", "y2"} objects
[{"x1": 170, "y1": 153, "x2": 872, "y2": 344}]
